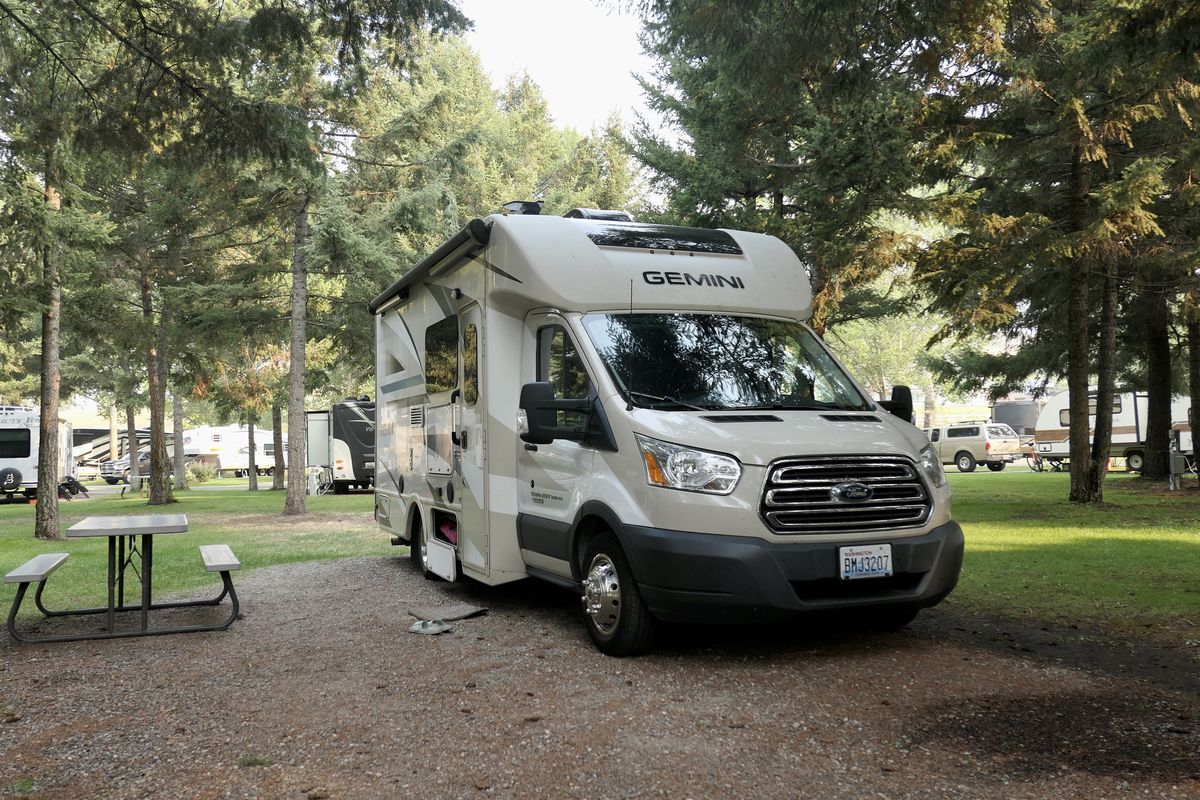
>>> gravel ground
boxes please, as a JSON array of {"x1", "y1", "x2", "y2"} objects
[{"x1": 1, "y1": 556, "x2": 1197, "y2": 799}]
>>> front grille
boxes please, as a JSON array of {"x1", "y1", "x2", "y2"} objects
[{"x1": 760, "y1": 455, "x2": 932, "y2": 534}]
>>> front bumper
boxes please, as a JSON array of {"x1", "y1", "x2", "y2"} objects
[{"x1": 618, "y1": 520, "x2": 964, "y2": 624}]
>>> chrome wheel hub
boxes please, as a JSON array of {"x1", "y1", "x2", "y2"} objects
[{"x1": 582, "y1": 554, "x2": 621, "y2": 634}]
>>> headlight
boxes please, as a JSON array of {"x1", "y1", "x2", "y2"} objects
[
  {"x1": 635, "y1": 434, "x2": 741, "y2": 495},
  {"x1": 918, "y1": 444, "x2": 946, "y2": 488}
]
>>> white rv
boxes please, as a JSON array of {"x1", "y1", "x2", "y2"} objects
[
  {"x1": 0, "y1": 406, "x2": 73, "y2": 499},
  {"x1": 182, "y1": 425, "x2": 285, "y2": 477},
  {"x1": 1033, "y1": 391, "x2": 1192, "y2": 470},
  {"x1": 370, "y1": 210, "x2": 962, "y2": 655},
  {"x1": 306, "y1": 398, "x2": 376, "y2": 493}
]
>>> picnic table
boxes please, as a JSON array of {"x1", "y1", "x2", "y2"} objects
[{"x1": 5, "y1": 514, "x2": 241, "y2": 643}]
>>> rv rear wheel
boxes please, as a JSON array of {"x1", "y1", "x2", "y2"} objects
[
  {"x1": 1125, "y1": 451, "x2": 1145, "y2": 472},
  {"x1": 409, "y1": 515, "x2": 436, "y2": 580},
  {"x1": 955, "y1": 452, "x2": 976, "y2": 473},
  {"x1": 580, "y1": 533, "x2": 656, "y2": 657},
  {"x1": 986, "y1": 462, "x2": 1006, "y2": 472}
]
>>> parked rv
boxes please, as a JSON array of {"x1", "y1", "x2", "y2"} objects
[
  {"x1": 182, "y1": 425, "x2": 285, "y2": 477},
  {"x1": 923, "y1": 422, "x2": 1022, "y2": 472},
  {"x1": 1033, "y1": 391, "x2": 1192, "y2": 471},
  {"x1": 0, "y1": 406, "x2": 74, "y2": 499},
  {"x1": 306, "y1": 398, "x2": 375, "y2": 493},
  {"x1": 369, "y1": 208, "x2": 963, "y2": 656}
]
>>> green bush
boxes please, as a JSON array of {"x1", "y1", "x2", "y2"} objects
[{"x1": 186, "y1": 461, "x2": 217, "y2": 483}]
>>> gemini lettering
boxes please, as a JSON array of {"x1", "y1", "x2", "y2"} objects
[{"x1": 642, "y1": 271, "x2": 745, "y2": 289}]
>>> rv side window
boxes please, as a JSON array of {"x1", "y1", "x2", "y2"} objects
[
  {"x1": 1084, "y1": 393, "x2": 1122, "y2": 415},
  {"x1": 1058, "y1": 409, "x2": 1070, "y2": 427},
  {"x1": 0, "y1": 429, "x2": 31, "y2": 459},
  {"x1": 425, "y1": 315, "x2": 460, "y2": 395},
  {"x1": 463, "y1": 323, "x2": 479, "y2": 407}
]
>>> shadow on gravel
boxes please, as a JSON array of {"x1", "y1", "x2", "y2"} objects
[
  {"x1": 911, "y1": 689, "x2": 1200, "y2": 782},
  {"x1": 383, "y1": 556, "x2": 1199, "y2": 697}
]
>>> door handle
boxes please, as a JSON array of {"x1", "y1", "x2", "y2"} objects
[{"x1": 524, "y1": 443, "x2": 538, "y2": 452}]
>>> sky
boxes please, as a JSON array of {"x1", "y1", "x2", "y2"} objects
[{"x1": 455, "y1": 0, "x2": 659, "y2": 134}]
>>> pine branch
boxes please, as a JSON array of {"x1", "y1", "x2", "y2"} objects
[{"x1": 0, "y1": 0, "x2": 102, "y2": 109}]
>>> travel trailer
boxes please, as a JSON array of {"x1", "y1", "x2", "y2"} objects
[
  {"x1": 306, "y1": 398, "x2": 376, "y2": 493},
  {"x1": 991, "y1": 397, "x2": 1045, "y2": 437},
  {"x1": 1033, "y1": 391, "x2": 1192, "y2": 470},
  {"x1": 0, "y1": 406, "x2": 74, "y2": 499},
  {"x1": 370, "y1": 209, "x2": 963, "y2": 655},
  {"x1": 181, "y1": 425, "x2": 285, "y2": 477}
]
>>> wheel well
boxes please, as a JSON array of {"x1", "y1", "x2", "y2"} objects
[
  {"x1": 572, "y1": 515, "x2": 613, "y2": 578},
  {"x1": 403, "y1": 501, "x2": 422, "y2": 544},
  {"x1": 955, "y1": 450, "x2": 972, "y2": 461}
]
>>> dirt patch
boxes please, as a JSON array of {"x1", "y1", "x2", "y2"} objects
[
  {"x1": 186, "y1": 511, "x2": 374, "y2": 532},
  {"x1": 1, "y1": 557, "x2": 1198, "y2": 799}
]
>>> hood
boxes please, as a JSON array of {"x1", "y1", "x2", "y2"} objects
[{"x1": 624, "y1": 405, "x2": 928, "y2": 466}]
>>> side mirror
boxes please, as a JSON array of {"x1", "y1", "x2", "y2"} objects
[
  {"x1": 878, "y1": 385, "x2": 914, "y2": 424},
  {"x1": 518, "y1": 382, "x2": 590, "y2": 444}
]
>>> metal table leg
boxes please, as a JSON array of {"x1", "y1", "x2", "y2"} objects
[
  {"x1": 106, "y1": 536, "x2": 116, "y2": 632},
  {"x1": 141, "y1": 533, "x2": 152, "y2": 632}
]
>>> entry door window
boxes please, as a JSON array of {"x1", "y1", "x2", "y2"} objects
[
  {"x1": 425, "y1": 315, "x2": 460, "y2": 396},
  {"x1": 0, "y1": 429, "x2": 30, "y2": 459},
  {"x1": 537, "y1": 325, "x2": 590, "y2": 425}
]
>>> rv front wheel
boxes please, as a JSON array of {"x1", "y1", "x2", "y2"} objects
[
  {"x1": 955, "y1": 452, "x2": 976, "y2": 473},
  {"x1": 1125, "y1": 451, "x2": 1145, "y2": 472},
  {"x1": 409, "y1": 515, "x2": 436, "y2": 580},
  {"x1": 580, "y1": 533, "x2": 656, "y2": 657}
]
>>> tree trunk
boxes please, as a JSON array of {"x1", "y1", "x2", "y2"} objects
[
  {"x1": 141, "y1": 258, "x2": 173, "y2": 505},
  {"x1": 1140, "y1": 287, "x2": 1172, "y2": 480},
  {"x1": 126, "y1": 406, "x2": 139, "y2": 486},
  {"x1": 1188, "y1": 316, "x2": 1199, "y2": 487},
  {"x1": 108, "y1": 404, "x2": 119, "y2": 461},
  {"x1": 1085, "y1": 256, "x2": 1118, "y2": 500},
  {"x1": 247, "y1": 420, "x2": 258, "y2": 491},
  {"x1": 172, "y1": 390, "x2": 188, "y2": 490},
  {"x1": 272, "y1": 402, "x2": 285, "y2": 490},
  {"x1": 1067, "y1": 141, "x2": 1097, "y2": 503},
  {"x1": 34, "y1": 150, "x2": 61, "y2": 540},
  {"x1": 284, "y1": 197, "x2": 310, "y2": 515},
  {"x1": 923, "y1": 378, "x2": 937, "y2": 429}
]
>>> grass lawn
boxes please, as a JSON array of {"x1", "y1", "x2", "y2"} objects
[
  {"x1": 947, "y1": 470, "x2": 1200, "y2": 644},
  {"x1": 0, "y1": 488, "x2": 391, "y2": 619},
  {"x1": 2, "y1": 471, "x2": 1197, "y2": 645}
]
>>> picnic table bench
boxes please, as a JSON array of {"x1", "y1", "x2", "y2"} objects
[{"x1": 5, "y1": 514, "x2": 242, "y2": 643}]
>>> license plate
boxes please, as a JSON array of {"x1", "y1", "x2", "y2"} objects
[{"x1": 839, "y1": 544, "x2": 893, "y2": 580}]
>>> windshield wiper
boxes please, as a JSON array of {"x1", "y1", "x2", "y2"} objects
[
  {"x1": 731, "y1": 402, "x2": 829, "y2": 411},
  {"x1": 626, "y1": 391, "x2": 708, "y2": 411}
]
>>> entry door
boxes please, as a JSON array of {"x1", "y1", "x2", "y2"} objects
[
  {"x1": 515, "y1": 313, "x2": 594, "y2": 574},
  {"x1": 456, "y1": 304, "x2": 488, "y2": 571}
]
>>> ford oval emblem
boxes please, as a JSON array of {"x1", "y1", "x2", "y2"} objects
[{"x1": 831, "y1": 481, "x2": 873, "y2": 502}]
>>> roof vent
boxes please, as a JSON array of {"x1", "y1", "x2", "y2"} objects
[
  {"x1": 501, "y1": 200, "x2": 544, "y2": 215},
  {"x1": 565, "y1": 208, "x2": 634, "y2": 222}
]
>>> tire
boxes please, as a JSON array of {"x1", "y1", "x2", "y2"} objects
[
  {"x1": 0, "y1": 467, "x2": 22, "y2": 493},
  {"x1": 955, "y1": 452, "x2": 977, "y2": 473},
  {"x1": 407, "y1": 513, "x2": 438, "y2": 580},
  {"x1": 579, "y1": 532, "x2": 656, "y2": 656},
  {"x1": 103, "y1": 478, "x2": 120, "y2": 485},
  {"x1": 265, "y1": 467, "x2": 275, "y2": 477},
  {"x1": 1125, "y1": 451, "x2": 1145, "y2": 472},
  {"x1": 1025, "y1": 456, "x2": 1045, "y2": 472},
  {"x1": 868, "y1": 605, "x2": 920, "y2": 630},
  {"x1": 986, "y1": 462, "x2": 1006, "y2": 472}
]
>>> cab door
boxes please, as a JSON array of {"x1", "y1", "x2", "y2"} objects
[{"x1": 515, "y1": 313, "x2": 594, "y2": 577}]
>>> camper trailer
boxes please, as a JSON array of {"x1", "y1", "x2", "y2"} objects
[
  {"x1": 370, "y1": 210, "x2": 963, "y2": 655},
  {"x1": 182, "y1": 425, "x2": 285, "y2": 477},
  {"x1": 306, "y1": 398, "x2": 375, "y2": 493},
  {"x1": 0, "y1": 406, "x2": 74, "y2": 499},
  {"x1": 1033, "y1": 391, "x2": 1192, "y2": 470}
]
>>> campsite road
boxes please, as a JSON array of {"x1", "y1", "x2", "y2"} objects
[{"x1": 1, "y1": 557, "x2": 1196, "y2": 799}]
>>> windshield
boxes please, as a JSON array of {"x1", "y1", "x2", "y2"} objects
[{"x1": 581, "y1": 313, "x2": 870, "y2": 412}]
